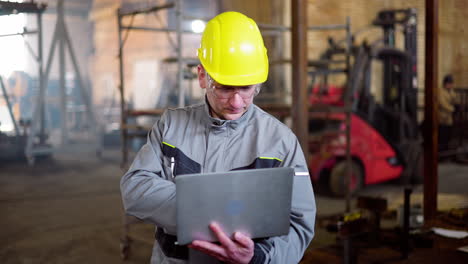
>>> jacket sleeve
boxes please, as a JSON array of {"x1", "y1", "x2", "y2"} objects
[
  {"x1": 251, "y1": 135, "x2": 316, "y2": 264},
  {"x1": 120, "y1": 112, "x2": 177, "y2": 235}
]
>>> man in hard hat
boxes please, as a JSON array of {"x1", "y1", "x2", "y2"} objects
[{"x1": 121, "y1": 11, "x2": 316, "y2": 264}]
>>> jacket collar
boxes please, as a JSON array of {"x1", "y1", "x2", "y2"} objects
[{"x1": 202, "y1": 97, "x2": 254, "y2": 130}]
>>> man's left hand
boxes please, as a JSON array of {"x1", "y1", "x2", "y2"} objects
[{"x1": 189, "y1": 222, "x2": 254, "y2": 264}]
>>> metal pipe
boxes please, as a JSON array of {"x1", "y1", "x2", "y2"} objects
[
  {"x1": 0, "y1": 76, "x2": 20, "y2": 136},
  {"x1": 291, "y1": 0, "x2": 309, "y2": 160},
  {"x1": 259, "y1": 30, "x2": 284, "y2": 37},
  {"x1": 257, "y1": 24, "x2": 348, "y2": 32},
  {"x1": 27, "y1": 9, "x2": 52, "y2": 160},
  {"x1": 0, "y1": 31, "x2": 38, "y2": 38},
  {"x1": 117, "y1": 9, "x2": 128, "y2": 168},
  {"x1": 309, "y1": 24, "x2": 347, "y2": 31},
  {"x1": 120, "y1": 26, "x2": 200, "y2": 34},
  {"x1": 24, "y1": 39, "x2": 38, "y2": 61},
  {"x1": 37, "y1": 11, "x2": 44, "y2": 144},
  {"x1": 258, "y1": 23, "x2": 290, "y2": 32},
  {"x1": 343, "y1": 236, "x2": 352, "y2": 264},
  {"x1": 345, "y1": 16, "x2": 352, "y2": 213},
  {"x1": 402, "y1": 187, "x2": 412, "y2": 259},
  {"x1": 176, "y1": 0, "x2": 184, "y2": 108},
  {"x1": 38, "y1": 13, "x2": 60, "y2": 146},
  {"x1": 423, "y1": 0, "x2": 438, "y2": 224},
  {"x1": 346, "y1": 16, "x2": 351, "y2": 77},
  {"x1": 119, "y1": 2, "x2": 175, "y2": 17},
  {"x1": 345, "y1": 110, "x2": 352, "y2": 212},
  {"x1": 58, "y1": 0, "x2": 67, "y2": 145},
  {"x1": 310, "y1": 69, "x2": 347, "y2": 75},
  {"x1": 182, "y1": 14, "x2": 211, "y2": 21}
]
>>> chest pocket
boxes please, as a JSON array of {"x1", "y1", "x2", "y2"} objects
[
  {"x1": 232, "y1": 157, "x2": 283, "y2": 171},
  {"x1": 162, "y1": 141, "x2": 201, "y2": 176}
]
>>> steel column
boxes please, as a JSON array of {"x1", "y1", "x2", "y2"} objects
[
  {"x1": 176, "y1": 0, "x2": 184, "y2": 107},
  {"x1": 423, "y1": 0, "x2": 438, "y2": 223},
  {"x1": 37, "y1": 10, "x2": 45, "y2": 143},
  {"x1": 291, "y1": 0, "x2": 309, "y2": 159},
  {"x1": 117, "y1": 9, "x2": 128, "y2": 167},
  {"x1": 344, "y1": 16, "x2": 352, "y2": 212},
  {"x1": 58, "y1": 0, "x2": 68, "y2": 144}
]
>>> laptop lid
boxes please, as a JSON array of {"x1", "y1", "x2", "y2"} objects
[{"x1": 175, "y1": 167, "x2": 294, "y2": 245}]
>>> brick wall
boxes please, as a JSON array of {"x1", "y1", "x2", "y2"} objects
[{"x1": 439, "y1": 0, "x2": 468, "y2": 86}]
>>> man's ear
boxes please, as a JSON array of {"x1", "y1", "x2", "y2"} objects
[{"x1": 198, "y1": 65, "x2": 207, "y2": 89}]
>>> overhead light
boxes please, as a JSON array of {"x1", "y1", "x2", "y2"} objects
[{"x1": 191, "y1": 19, "x2": 205, "y2": 33}]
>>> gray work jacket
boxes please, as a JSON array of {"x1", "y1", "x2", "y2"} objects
[{"x1": 120, "y1": 102, "x2": 316, "y2": 264}]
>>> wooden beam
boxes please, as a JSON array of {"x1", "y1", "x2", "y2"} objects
[
  {"x1": 423, "y1": 0, "x2": 439, "y2": 224},
  {"x1": 291, "y1": 0, "x2": 309, "y2": 158}
]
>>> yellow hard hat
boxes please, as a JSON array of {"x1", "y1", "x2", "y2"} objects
[{"x1": 197, "y1": 11, "x2": 269, "y2": 86}]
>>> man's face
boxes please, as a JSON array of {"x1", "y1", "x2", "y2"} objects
[
  {"x1": 445, "y1": 82, "x2": 454, "y2": 90},
  {"x1": 198, "y1": 65, "x2": 258, "y2": 120}
]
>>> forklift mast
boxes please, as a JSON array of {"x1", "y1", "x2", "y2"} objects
[{"x1": 373, "y1": 9, "x2": 418, "y2": 125}]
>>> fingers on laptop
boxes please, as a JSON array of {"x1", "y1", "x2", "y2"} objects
[
  {"x1": 189, "y1": 241, "x2": 228, "y2": 261},
  {"x1": 211, "y1": 222, "x2": 254, "y2": 262},
  {"x1": 234, "y1": 232, "x2": 253, "y2": 248},
  {"x1": 210, "y1": 222, "x2": 236, "y2": 248},
  {"x1": 189, "y1": 222, "x2": 254, "y2": 262}
]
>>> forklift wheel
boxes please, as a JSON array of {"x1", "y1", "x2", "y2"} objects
[{"x1": 329, "y1": 160, "x2": 363, "y2": 197}]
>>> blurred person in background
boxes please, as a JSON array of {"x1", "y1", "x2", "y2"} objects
[{"x1": 438, "y1": 74, "x2": 456, "y2": 153}]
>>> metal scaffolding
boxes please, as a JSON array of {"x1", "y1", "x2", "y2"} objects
[
  {"x1": 0, "y1": 1, "x2": 100, "y2": 163},
  {"x1": 116, "y1": 0, "x2": 217, "y2": 168},
  {"x1": 117, "y1": 2, "x2": 173, "y2": 168},
  {"x1": 25, "y1": 0, "x2": 100, "y2": 164},
  {"x1": 0, "y1": 0, "x2": 46, "y2": 161}
]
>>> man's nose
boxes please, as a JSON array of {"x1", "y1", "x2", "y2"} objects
[{"x1": 229, "y1": 92, "x2": 244, "y2": 107}]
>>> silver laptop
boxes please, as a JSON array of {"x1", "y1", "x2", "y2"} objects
[{"x1": 175, "y1": 167, "x2": 294, "y2": 245}]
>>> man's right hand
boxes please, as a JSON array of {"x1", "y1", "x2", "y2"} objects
[{"x1": 188, "y1": 222, "x2": 254, "y2": 264}]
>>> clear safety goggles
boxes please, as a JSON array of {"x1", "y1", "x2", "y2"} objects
[{"x1": 206, "y1": 74, "x2": 259, "y2": 99}]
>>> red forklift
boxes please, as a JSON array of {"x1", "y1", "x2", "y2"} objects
[{"x1": 308, "y1": 9, "x2": 422, "y2": 196}]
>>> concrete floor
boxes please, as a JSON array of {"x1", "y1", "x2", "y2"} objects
[{"x1": 1, "y1": 148, "x2": 467, "y2": 263}]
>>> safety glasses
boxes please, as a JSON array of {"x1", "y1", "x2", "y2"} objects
[{"x1": 206, "y1": 74, "x2": 259, "y2": 99}]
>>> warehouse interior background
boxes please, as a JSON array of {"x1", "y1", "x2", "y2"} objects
[{"x1": 0, "y1": 0, "x2": 467, "y2": 263}]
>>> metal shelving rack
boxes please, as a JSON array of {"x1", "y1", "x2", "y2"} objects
[
  {"x1": 116, "y1": 0, "x2": 214, "y2": 168},
  {"x1": 117, "y1": 2, "x2": 174, "y2": 169}
]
